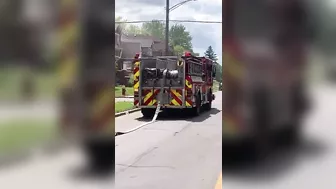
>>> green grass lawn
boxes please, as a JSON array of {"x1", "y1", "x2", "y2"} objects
[
  {"x1": 0, "y1": 67, "x2": 57, "y2": 101},
  {"x1": 115, "y1": 101, "x2": 135, "y2": 113},
  {"x1": 213, "y1": 80, "x2": 220, "y2": 92},
  {"x1": 115, "y1": 86, "x2": 134, "y2": 97},
  {"x1": 0, "y1": 119, "x2": 57, "y2": 154}
]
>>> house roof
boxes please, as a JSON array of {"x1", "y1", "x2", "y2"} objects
[{"x1": 121, "y1": 34, "x2": 153, "y2": 48}]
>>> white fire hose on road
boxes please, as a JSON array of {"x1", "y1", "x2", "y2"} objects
[{"x1": 115, "y1": 69, "x2": 169, "y2": 137}]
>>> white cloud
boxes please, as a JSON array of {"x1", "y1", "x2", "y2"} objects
[{"x1": 116, "y1": 0, "x2": 222, "y2": 64}]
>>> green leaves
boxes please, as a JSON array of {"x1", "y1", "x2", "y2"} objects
[
  {"x1": 169, "y1": 24, "x2": 193, "y2": 51},
  {"x1": 204, "y1": 46, "x2": 218, "y2": 62},
  {"x1": 204, "y1": 46, "x2": 222, "y2": 82},
  {"x1": 141, "y1": 20, "x2": 165, "y2": 39},
  {"x1": 117, "y1": 17, "x2": 194, "y2": 54}
]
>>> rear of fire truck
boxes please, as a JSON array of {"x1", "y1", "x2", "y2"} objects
[
  {"x1": 133, "y1": 52, "x2": 216, "y2": 118},
  {"x1": 223, "y1": 0, "x2": 310, "y2": 155}
]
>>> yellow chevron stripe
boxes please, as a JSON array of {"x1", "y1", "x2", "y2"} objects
[
  {"x1": 134, "y1": 70, "x2": 139, "y2": 80},
  {"x1": 170, "y1": 89, "x2": 182, "y2": 106},
  {"x1": 143, "y1": 91, "x2": 153, "y2": 104},
  {"x1": 186, "y1": 101, "x2": 192, "y2": 107},
  {"x1": 148, "y1": 99, "x2": 157, "y2": 106},
  {"x1": 134, "y1": 81, "x2": 139, "y2": 90},
  {"x1": 59, "y1": 56, "x2": 77, "y2": 87},
  {"x1": 223, "y1": 116, "x2": 237, "y2": 135},
  {"x1": 223, "y1": 53, "x2": 242, "y2": 79},
  {"x1": 171, "y1": 99, "x2": 180, "y2": 106},
  {"x1": 92, "y1": 87, "x2": 114, "y2": 117},
  {"x1": 186, "y1": 80, "x2": 192, "y2": 88},
  {"x1": 59, "y1": 24, "x2": 78, "y2": 48},
  {"x1": 171, "y1": 89, "x2": 182, "y2": 98}
]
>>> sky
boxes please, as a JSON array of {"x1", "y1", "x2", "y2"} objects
[{"x1": 115, "y1": 0, "x2": 222, "y2": 64}]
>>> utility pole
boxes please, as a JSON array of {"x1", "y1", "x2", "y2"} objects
[{"x1": 165, "y1": 0, "x2": 169, "y2": 55}]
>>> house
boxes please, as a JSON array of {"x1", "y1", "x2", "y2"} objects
[{"x1": 116, "y1": 30, "x2": 174, "y2": 85}]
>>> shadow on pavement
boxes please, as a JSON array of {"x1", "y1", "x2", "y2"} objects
[
  {"x1": 69, "y1": 164, "x2": 115, "y2": 182},
  {"x1": 0, "y1": 151, "x2": 34, "y2": 171},
  {"x1": 135, "y1": 107, "x2": 221, "y2": 123},
  {"x1": 222, "y1": 136, "x2": 329, "y2": 182}
]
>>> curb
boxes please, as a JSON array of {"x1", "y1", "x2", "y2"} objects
[
  {"x1": 115, "y1": 108, "x2": 141, "y2": 117},
  {"x1": 0, "y1": 139, "x2": 68, "y2": 167},
  {"x1": 115, "y1": 96, "x2": 134, "y2": 99}
]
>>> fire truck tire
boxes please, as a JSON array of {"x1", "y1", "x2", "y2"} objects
[
  {"x1": 277, "y1": 123, "x2": 301, "y2": 146},
  {"x1": 141, "y1": 108, "x2": 155, "y2": 118},
  {"x1": 83, "y1": 139, "x2": 115, "y2": 173},
  {"x1": 204, "y1": 91, "x2": 213, "y2": 111},
  {"x1": 204, "y1": 101, "x2": 212, "y2": 111},
  {"x1": 192, "y1": 93, "x2": 202, "y2": 116}
]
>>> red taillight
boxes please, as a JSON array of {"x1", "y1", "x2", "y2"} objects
[{"x1": 134, "y1": 53, "x2": 140, "y2": 59}]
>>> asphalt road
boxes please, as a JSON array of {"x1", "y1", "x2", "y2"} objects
[
  {"x1": 3, "y1": 84, "x2": 336, "y2": 189},
  {"x1": 0, "y1": 92, "x2": 221, "y2": 189},
  {"x1": 222, "y1": 84, "x2": 336, "y2": 189},
  {"x1": 115, "y1": 91, "x2": 222, "y2": 189}
]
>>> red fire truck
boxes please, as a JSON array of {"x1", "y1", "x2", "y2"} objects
[
  {"x1": 133, "y1": 52, "x2": 216, "y2": 118},
  {"x1": 223, "y1": 0, "x2": 310, "y2": 155}
]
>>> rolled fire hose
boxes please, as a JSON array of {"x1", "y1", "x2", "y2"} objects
[{"x1": 115, "y1": 69, "x2": 168, "y2": 136}]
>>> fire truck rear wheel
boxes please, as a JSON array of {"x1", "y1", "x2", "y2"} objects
[
  {"x1": 204, "y1": 91, "x2": 213, "y2": 111},
  {"x1": 141, "y1": 108, "x2": 155, "y2": 118},
  {"x1": 192, "y1": 94, "x2": 202, "y2": 116}
]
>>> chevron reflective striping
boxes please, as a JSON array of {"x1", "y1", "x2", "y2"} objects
[
  {"x1": 170, "y1": 89, "x2": 182, "y2": 106},
  {"x1": 59, "y1": 0, "x2": 78, "y2": 89},
  {"x1": 133, "y1": 66, "x2": 139, "y2": 77},
  {"x1": 92, "y1": 87, "x2": 114, "y2": 118},
  {"x1": 133, "y1": 61, "x2": 140, "y2": 106},
  {"x1": 91, "y1": 87, "x2": 114, "y2": 133},
  {"x1": 185, "y1": 79, "x2": 192, "y2": 88},
  {"x1": 223, "y1": 52, "x2": 243, "y2": 80},
  {"x1": 134, "y1": 90, "x2": 139, "y2": 106},
  {"x1": 143, "y1": 89, "x2": 160, "y2": 106},
  {"x1": 143, "y1": 90, "x2": 152, "y2": 105},
  {"x1": 134, "y1": 61, "x2": 140, "y2": 67},
  {"x1": 59, "y1": 55, "x2": 77, "y2": 87},
  {"x1": 185, "y1": 75, "x2": 192, "y2": 89},
  {"x1": 186, "y1": 99, "x2": 192, "y2": 106},
  {"x1": 134, "y1": 81, "x2": 139, "y2": 91}
]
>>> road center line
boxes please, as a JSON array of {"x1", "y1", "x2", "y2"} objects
[{"x1": 214, "y1": 172, "x2": 222, "y2": 189}]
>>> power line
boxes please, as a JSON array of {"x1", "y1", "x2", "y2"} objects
[{"x1": 115, "y1": 20, "x2": 222, "y2": 24}]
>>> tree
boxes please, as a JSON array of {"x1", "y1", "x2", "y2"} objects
[
  {"x1": 169, "y1": 24, "x2": 193, "y2": 51},
  {"x1": 126, "y1": 24, "x2": 143, "y2": 35},
  {"x1": 204, "y1": 46, "x2": 218, "y2": 62},
  {"x1": 141, "y1": 20, "x2": 165, "y2": 39},
  {"x1": 204, "y1": 46, "x2": 221, "y2": 82},
  {"x1": 173, "y1": 45, "x2": 185, "y2": 56},
  {"x1": 115, "y1": 16, "x2": 127, "y2": 31},
  {"x1": 214, "y1": 64, "x2": 222, "y2": 82}
]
